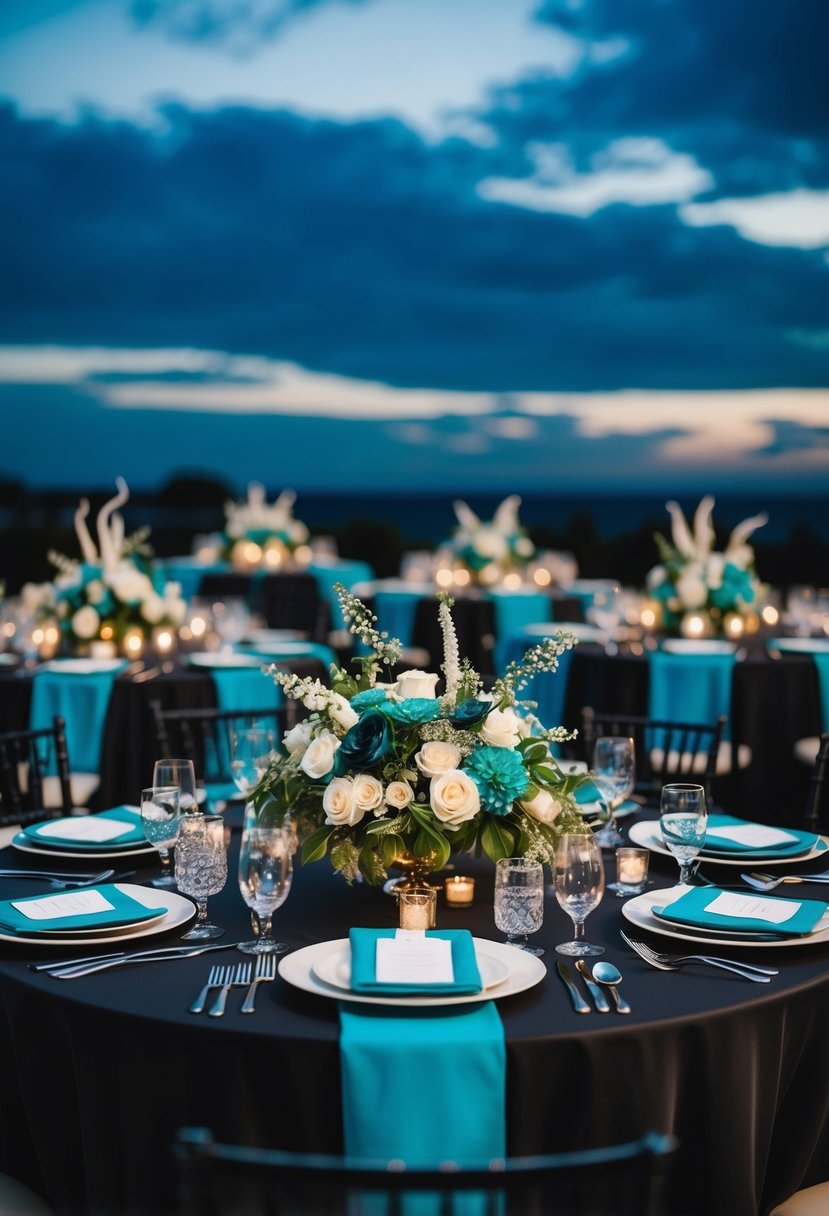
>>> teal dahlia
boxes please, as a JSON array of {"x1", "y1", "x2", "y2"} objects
[{"x1": 464, "y1": 746, "x2": 530, "y2": 816}]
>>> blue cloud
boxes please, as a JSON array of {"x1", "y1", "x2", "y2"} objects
[{"x1": 129, "y1": 0, "x2": 368, "y2": 50}]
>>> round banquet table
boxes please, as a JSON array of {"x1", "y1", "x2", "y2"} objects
[{"x1": 0, "y1": 822, "x2": 828, "y2": 1216}]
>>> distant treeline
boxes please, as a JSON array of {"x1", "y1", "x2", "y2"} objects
[{"x1": 1, "y1": 474, "x2": 827, "y2": 593}]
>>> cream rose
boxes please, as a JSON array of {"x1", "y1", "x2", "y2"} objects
[
  {"x1": 385, "y1": 780, "x2": 414, "y2": 812},
  {"x1": 415, "y1": 741, "x2": 462, "y2": 778},
  {"x1": 283, "y1": 719, "x2": 313, "y2": 756},
  {"x1": 72, "y1": 604, "x2": 100, "y2": 640},
  {"x1": 140, "y1": 593, "x2": 167, "y2": 625},
  {"x1": 329, "y1": 692, "x2": 359, "y2": 733},
  {"x1": 108, "y1": 567, "x2": 153, "y2": 605},
  {"x1": 519, "y1": 789, "x2": 563, "y2": 825},
  {"x1": 430, "y1": 769, "x2": 480, "y2": 827},
  {"x1": 353, "y1": 774, "x2": 384, "y2": 814},
  {"x1": 480, "y1": 707, "x2": 523, "y2": 749},
  {"x1": 299, "y1": 730, "x2": 341, "y2": 780},
  {"x1": 395, "y1": 669, "x2": 440, "y2": 699},
  {"x1": 323, "y1": 777, "x2": 365, "y2": 827}
]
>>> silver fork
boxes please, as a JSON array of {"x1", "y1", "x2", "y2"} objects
[
  {"x1": 208, "y1": 961, "x2": 252, "y2": 1017},
  {"x1": 189, "y1": 964, "x2": 228, "y2": 1014},
  {"x1": 620, "y1": 932, "x2": 778, "y2": 983},
  {"x1": 0, "y1": 868, "x2": 116, "y2": 888},
  {"x1": 741, "y1": 870, "x2": 829, "y2": 892},
  {"x1": 240, "y1": 952, "x2": 278, "y2": 1014}
]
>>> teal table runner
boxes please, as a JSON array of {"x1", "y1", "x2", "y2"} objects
[
  {"x1": 29, "y1": 661, "x2": 129, "y2": 773},
  {"x1": 647, "y1": 649, "x2": 736, "y2": 739}
]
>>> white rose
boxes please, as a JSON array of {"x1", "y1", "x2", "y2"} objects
[
  {"x1": 299, "y1": 730, "x2": 341, "y2": 780},
  {"x1": 140, "y1": 593, "x2": 166, "y2": 625},
  {"x1": 520, "y1": 789, "x2": 563, "y2": 825},
  {"x1": 473, "y1": 528, "x2": 508, "y2": 561},
  {"x1": 415, "y1": 741, "x2": 462, "y2": 778},
  {"x1": 283, "y1": 720, "x2": 313, "y2": 756},
  {"x1": 514, "y1": 536, "x2": 535, "y2": 558},
  {"x1": 353, "y1": 774, "x2": 384, "y2": 814},
  {"x1": 395, "y1": 669, "x2": 440, "y2": 699},
  {"x1": 108, "y1": 567, "x2": 153, "y2": 605},
  {"x1": 430, "y1": 769, "x2": 480, "y2": 827},
  {"x1": 385, "y1": 780, "x2": 414, "y2": 811},
  {"x1": 85, "y1": 579, "x2": 106, "y2": 606},
  {"x1": 72, "y1": 604, "x2": 100, "y2": 640},
  {"x1": 329, "y1": 693, "x2": 359, "y2": 733},
  {"x1": 676, "y1": 572, "x2": 708, "y2": 610},
  {"x1": 480, "y1": 707, "x2": 523, "y2": 749},
  {"x1": 323, "y1": 777, "x2": 365, "y2": 827},
  {"x1": 164, "y1": 587, "x2": 187, "y2": 625}
]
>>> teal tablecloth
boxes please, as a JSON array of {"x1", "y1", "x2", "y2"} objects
[
  {"x1": 29, "y1": 661, "x2": 129, "y2": 773},
  {"x1": 647, "y1": 649, "x2": 736, "y2": 739}
]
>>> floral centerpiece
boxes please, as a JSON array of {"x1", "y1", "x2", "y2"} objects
[
  {"x1": 646, "y1": 497, "x2": 767, "y2": 636},
  {"x1": 440, "y1": 495, "x2": 536, "y2": 586},
  {"x1": 21, "y1": 479, "x2": 186, "y2": 655},
  {"x1": 253, "y1": 585, "x2": 587, "y2": 884},
  {"x1": 223, "y1": 483, "x2": 310, "y2": 569}
]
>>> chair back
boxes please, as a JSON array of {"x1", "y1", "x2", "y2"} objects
[
  {"x1": 0, "y1": 716, "x2": 73, "y2": 826},
  {"x1": 198, "y1": 573, "x2": 254, "y2": 603},
  {"x1": 803, "y1": 732, "x2": 829, "y2": 833},
  {"x1": 580, "y1": 708, "x2": 725, "y2": 807},
  {"x1": 255, "y1": 574, "x2": 329, "y2": 643},
  {"x1": 150, "y1": 703, "x2": 287, "y2": 798},
  {"x1": 175, "y1": 1127, "x2": 677, "y2": 1216}
]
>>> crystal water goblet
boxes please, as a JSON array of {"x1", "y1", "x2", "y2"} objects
[
  {"x1": 175, "y1": 814, "x2": 228, "y2": 940},
  {"x1": 591, "y1": 735, "x2": 635, "y2": 849},
  {"x1": 139, "y1": 785, "x2": 181, "y2": 889},
  {"x1": 238, "y1": 808, "x2": 293, "y2": 955},
  {"x1": 493, "y1": 858, "x2": 545, "y2": 956},
  {"x1": 659, "y1": 783, "x2": 707, "y2": 885},
  {"x1": 153, "y1": 757, "x2": 199, "y2": 814},
  {"x1": 553, "y1": 832, "x2": 605, "y2": 957},
  {"x1": 230, "y1": 723, "x2": 275, "y2": 800}
]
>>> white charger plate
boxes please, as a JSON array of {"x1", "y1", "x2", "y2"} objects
[
  {"x1": 312, "y1": 942, "x2": 510, "y2": 993},
  {"x1": 0, "y1": 882, "x2": 195, "y2": 946},
  {"x1": 769, "y1": 638, "x2": 829, "y2": 654},
  {"x1": 280, "y1": 937, "x2": 545, "y2": 1007},
  {"x1": 12, "y1": 833, "x2": 156, "y2": 860},
  {"x1": 42, "y1": 658, "x2": 127, "y2": 674},
  {"x1": 660, "y1": 639, "x2": 737, "y2": 656},
  {"x1": 621, "y1": 884, "x2": 829, "y2": 949},
  {"x1": 628, "y1": 820, "x2": 829, "y2": 868},
  {"x1": 188, "y1": 652, "x2": 266, "y2": 669}
]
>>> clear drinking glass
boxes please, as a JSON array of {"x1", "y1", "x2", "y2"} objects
[
  {"x1": 230, "y1": 723, "x2": 275, "y2": 799},
  {"x1": 237, "y1": 809, "x2": 293, "y2": 954},
  {"x1": 175, "y1": 814, "x2": 228, "y2": 940},
  {"x1": 591, "y1": 735, "x2": 635, "y2": 849},
  {"x1": 153, "y1": 757, "x2": 199, "y2": 814},
  {"x1": 659, "y1": 783, "x2": 708, "y2": 885},
  {"x1": 553, "y1": 832, "x2": 605, "y2": 957},
  {"x1": 139, "y1": 785, "x2": 181, "y2": 888},
  {"x1": 493, "y1": 858, "x2": 545, "y2": 956}
]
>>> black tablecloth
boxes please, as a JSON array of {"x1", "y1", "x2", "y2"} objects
[{"x1": 0, "y1": 822, "x2": 828, "y2": 1216}]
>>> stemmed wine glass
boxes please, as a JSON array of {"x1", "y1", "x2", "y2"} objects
[
  {"x1": 493, "y1": 858, "x2": 545, "y2": 956},
  {"x1": 153, "y1": 758, "x2": 200, "y2": 815},
  {"x1": 230, "y1": 723, "x2": 275, "y2": 803},
  {"x1": 175, "y1": 814, "x2": 228, "y2": 940},
  {"x1": 139, "y1": 785, "x2": 181, "y2": 888},
  {"x1": 238, "y1": 807, "x2": 293, "y2": 955},
  {"x1": 659, "y1": 783, "x2": 708, "y2": 885},
  {"x1": 553, "y1": 832, "x2": 605, "y2": 957},
  {"x1": 591, "y1": 735, "x2": 635, "y2": 849}
]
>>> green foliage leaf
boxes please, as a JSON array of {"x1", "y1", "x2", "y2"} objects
[
  {"x1": 301, "y1": 825, "x2": 336, "y2": 865},
  {"x1": 480, "y1": 817, "x2": 517, "y2": 863}
]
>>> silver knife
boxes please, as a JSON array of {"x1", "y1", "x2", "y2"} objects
[
  {"x1": 30, "y1": 940, "x2": 239, "y2": 973},
  {"x1": 36, "y1": 941, "x2": 239, "y2": 978},
  {"x1": 575, "y1": 959, "x2": 610, "y2": 1012},
  {"x1": 556, "y1": 960, "x2": 591, "y2": 1014}
]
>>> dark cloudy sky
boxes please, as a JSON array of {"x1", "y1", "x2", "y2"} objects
[{"x1": 0, "y1": 0, "x2": 827, "y2": 494}]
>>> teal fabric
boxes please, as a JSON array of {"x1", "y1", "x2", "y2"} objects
[
  {"x1": 339, "y1": 1000, "x2": 506, "y2": 1165},
  {"x1": 29, "y1": 661, "x2": 129, "y2": 773},
  {"x1": 0, "y1": 884, "x2": 165, "y2": 936},
  {"x1": 655, "y1": 884, "x2": 827, "y2": 937},
  {"x1": 647, "y1": 649, "x2": 736, "y2": 741},
  {"x1": 814, "y1": 653, "x2": 829, "y2": 732},
  {"x1": 574, "y1": 782, "x2": 637, "y2": 816},
  {"x1": 308, "y1": 560, "x2": 374, "y2": 628},
  {"x1": 349, "y1": 928, "x2": 483, "y2": 995},
  {"x1": 203, "y1": 780, "x2": 243, "y2": 809},
  {"x1": 160, "y1": 558, "x2": 226, "y2": 599},
  {"x1": 373, "y1": 590, "x2": 422, "y2": 647},
  {"x1": 491, "y1": 592, "x2": 551, "y2": 672},
  {"x1": 701, "y1": 813, "x2": 818, "y2": 859},
  {"x1": 189, "y1": 661, "x2": 282, "y2": 713},
  {"x1": 23, "y1": 805, "x2": 145, "y2": 851},
  {"x1": 769, "y1": 641, "x2": 829, "y2": 732},
  {"x1": 496, "y1": 633, "x2": 575, "y2": 737}
]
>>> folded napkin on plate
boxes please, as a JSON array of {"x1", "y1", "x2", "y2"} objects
[
  {"x1": 575, "y1": 781, "x2": 638, "y2": 816},
  {"x1": 701, "y1": 813, "x2": 819, "y2": 858},
  {"x1": 348, "y1": 927, "x2": 483, "y2": 995},
  {"x1": 0, "y1": 885, "x2": 164, "y2": 936},
  {"x1": 653, "y1": 885, "x2": 827, "y2": 937},
  {"x1": 23, "y1": 806, "x2": 145, "y2": 850}
]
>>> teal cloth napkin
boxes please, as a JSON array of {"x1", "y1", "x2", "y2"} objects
[
  {"x1": 701, "y1": 813, "x2": 818, "y2": 859},
  {"x1": 22, "y1": 806, "x2": 146, "y2": 851},
  {"x1": 654, "y1": 884, "x2": 827, "y2": 937},
  {"x1": 29, "y1": 661, "x2": 129, "y2": 773},
  {"x1": 769, "y1": 642, "x2": 829, "y2": 733},
  {"x1": 0, "y1": 884, "x2": 165, "y2": 936},
  {"x1": 647, "y1": 648, "x2": 736, "y2": 741},
  {"x1": 339, "y1": 1001, "x2": 506, "y2": 1166},
  {"x1": 349, "y1": 928, "x2": 483, "y2": 995}
]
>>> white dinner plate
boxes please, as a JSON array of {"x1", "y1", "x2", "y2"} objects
[
  {"x1": 0, "y1": 654, "x2": 20, "y2": 666},
  {"x1": 280, "y1": 937, "x2": 545, "y2": 1007},
  {"x1": 522, "y1": 622, "x2": 604, "y2": 642},
  {"x1": 246, "y1": 629, "x2": 305, "y2": 645},
  {"x1": 0, "y1": 883, "x2": 195, "y2": 947},
  {"x1": 187, "y1": 652, "x2": 266, "y2": 669},
  {"x1": 11, "y1": 833, "x2": 157, "y2": 860},
  {"x1": 769, "y1": 637, "x2": 829, "y2": 654},
  {"x1": 627, "y1": 820, "x2": 829, "y2": 868},
  {"x1": 311, "y1": 941, "x2": 510, "y2": 994},
  {"x1": 42, "y1": 658, "x2": 127, "y2": 675},
  {"x1": 659, "y1": 639, "x2": 737, "y2": 656},
  {"x1": 621, "y1": 885, "x2": 829, "y2": 949}
]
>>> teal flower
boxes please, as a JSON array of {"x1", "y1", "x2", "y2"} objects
[
  {"x1": 383, "y1": 698, "x2": 442, "y2": 726},
  {"x1": 450, "y1": 699, "x2": 490, "y2": 728},
  {"x1": 464, "y1": 746, "x2": 530, "y2": 816},
  {"x1": 350, "y1": 689, "x2": 390, "y2": 711},
  {"x1": 336, "y1": 710, "x2": 392, "y2": 773}
]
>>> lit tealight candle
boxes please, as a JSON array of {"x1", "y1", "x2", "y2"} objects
[
  {"x1": 444, "y1": 876, "x2": 475, "y2": 906},
  {"x1": 398, "y1": 888, "x2": 436, "y2": 930},
  {"x1": 723, "y1": 612, "x2": 745, "y2": 638},
  {"x1": 123, "y1": 628, "x2": 145, "y2": 658}
]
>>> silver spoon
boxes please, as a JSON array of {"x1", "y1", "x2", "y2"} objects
[{"x1": 591, "y1": 961, "x2": 631, "y2": 1014}]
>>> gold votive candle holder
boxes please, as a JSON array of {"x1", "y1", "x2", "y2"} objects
[
  {"x1": 398, "y1": 886, "x2": 436, "y2": 930},
  {"x1": 444, "y1": 876, "x2": 475, "y2": 906}
]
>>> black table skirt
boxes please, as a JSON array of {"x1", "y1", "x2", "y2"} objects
[{"x1": 0, "y1": 824, "x2": 828, "y2": 1215}]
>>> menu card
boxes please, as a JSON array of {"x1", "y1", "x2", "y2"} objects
[
  {"x1": 375, "y1": 930, "x2": 454, "y2": 986},
  {"x1": 35, "y1": 816, "x2": 136, "y2": 843},
  {"x1": 704, "y1": 891, "x2": 802, "y2": 924},
  {"x1": 11, "y1": 889, "x2": 115, "y2": 922},
  {"x1": 705, "y1": 824, "x2": 798, "y2": 849}
]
